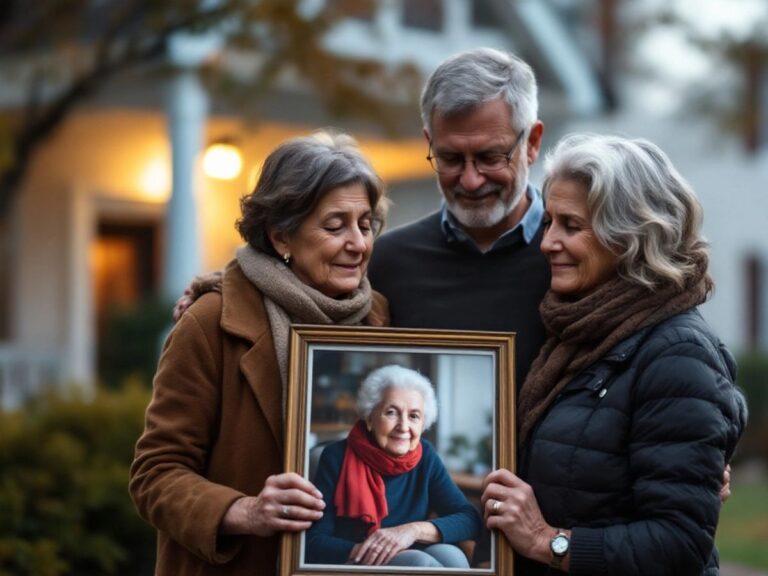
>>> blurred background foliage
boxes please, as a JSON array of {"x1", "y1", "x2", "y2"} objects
[
  {"x1": 0, "y1": 0, "x2": 418, "y2": 218},
  {"x1": 98, "y1": 298, "x2": 173, "y2": 390},
  {"x1": 717, "y1": 481, "x2": 768, "y2": 571},
  {"x1": 0, "y1": 383, "x2": 154, "y2": 575},
  {"x1": 734, "y1": 352, "x2": 768, "y2": 465}
]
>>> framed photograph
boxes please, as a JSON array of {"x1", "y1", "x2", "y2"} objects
[{"x1": 279, "y1": 325, "x2": 516, "y2": 576}]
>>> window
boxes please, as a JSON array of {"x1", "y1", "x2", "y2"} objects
[
  {"x1": 92, "y1": 220, "x2": 161, "y2": 385},
  {"x1": 471, "y1": 0, "x2": 498, "y2": 29},
  {"x1": 403, "y1": 0, "x2": 443, "y2": 32},
  {"x1": 92, "y1": 221, "x2": 158, "y2": 317}
]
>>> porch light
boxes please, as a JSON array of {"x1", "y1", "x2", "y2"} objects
[
  {"x1": 203, "y1": 141, "x2": 243, "y2": 180},
  {"x1": 139, "y1": 157, "x2": 171, "y2": 201}
]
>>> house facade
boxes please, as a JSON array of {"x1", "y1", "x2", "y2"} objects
[
  {"x1": 7, "y1": 0, "x2": 763, "y2": 408},
  {"x1": 0, "y1": 0, "x2": 600, "y2": 406}
]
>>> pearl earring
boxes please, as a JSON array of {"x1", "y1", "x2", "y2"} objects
[{"x1": 283, "y1": 252, "x2": 291, "y2": 265}]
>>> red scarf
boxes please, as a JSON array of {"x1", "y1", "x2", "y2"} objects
[{"x1": 333, "y1": 420, "x2": 423, "y2": 535}]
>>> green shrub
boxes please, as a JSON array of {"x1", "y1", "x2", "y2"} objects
[
  {"x1": 734, "y1": 352, "x2": 768, "y2": 464},
  {"x1": 717, "y1": 480, "x2": 768, "y2": 570},
  {"x1": 98, "y1": 297, "x2": 173, "y2": 390},
  {"x1": 0, "y1": 383, "x2": 155, "y2": 575}
]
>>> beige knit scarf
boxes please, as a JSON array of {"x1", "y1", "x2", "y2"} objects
[
  {"x1": 517, "y1": 258, "x2": 713, "y2": 446},
  {"x1": 236, "y1": 246, "x2": 373, "y2": 388}
]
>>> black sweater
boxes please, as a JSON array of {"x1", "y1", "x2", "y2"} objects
[{"x1": 368, "y1": 211, "x2": 550, "y2": 387}]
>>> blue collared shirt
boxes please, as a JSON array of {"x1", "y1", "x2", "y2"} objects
[{"x1": 440, "y1": 184, "x2": 544, "y2": 253}]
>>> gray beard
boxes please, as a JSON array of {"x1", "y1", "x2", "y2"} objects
[{"x1": 444, "y1": 174, "x2": 528, "y2": 231}]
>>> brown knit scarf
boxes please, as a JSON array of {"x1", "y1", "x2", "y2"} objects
[
  {"x1": 517, "y1": 258, "x2": 713, "y2": 446},
  {"x1": 236, "y1": 246, "x2": 373, "y2": 389}
]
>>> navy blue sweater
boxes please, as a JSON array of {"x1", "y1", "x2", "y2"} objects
[{"x1": 305, "y1": 438, "x2": 481, "y2": 565}]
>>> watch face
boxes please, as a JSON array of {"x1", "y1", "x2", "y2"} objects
[{"x1": 551, "y1": 535, "x2": 569, "y2": 556}]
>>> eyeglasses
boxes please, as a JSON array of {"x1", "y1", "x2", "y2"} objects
[{"x1": 426, "y1": 129, "x2": 526, "y2": 176}]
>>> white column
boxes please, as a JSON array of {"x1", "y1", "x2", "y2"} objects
[
  {"x1": 66, "y1": 186, "x2": 94, "y2": 387},
  {"x1": 444, "y1": 0, "x2": 469, "y2": 47},
  {"x1": 164, "y1": 68, "x2": 207, "y2": 298}
]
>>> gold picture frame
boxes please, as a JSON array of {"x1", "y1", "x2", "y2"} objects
[{"x1": 280, "y1": 325, "x2": 516, "y2": 576}]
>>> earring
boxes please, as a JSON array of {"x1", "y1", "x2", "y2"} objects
[{"x1": 282, "y1": 252, "x2": 291, "y2": 265}]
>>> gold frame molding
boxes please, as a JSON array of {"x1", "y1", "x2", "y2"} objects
[{"x1": 280, "y1": 325, "x2": 516, "y2": 576}]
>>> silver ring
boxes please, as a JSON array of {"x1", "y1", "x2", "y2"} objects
[
  {"x1": 280, "y1": 505, "x2": 290, "y2": 519},
  {"x1": 492, "y1": 499, "x2": 502, "y2": 514}
]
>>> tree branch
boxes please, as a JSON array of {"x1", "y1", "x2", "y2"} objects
[{"x1": 0, "y1": 1, "x2": 238, "y2": 216}]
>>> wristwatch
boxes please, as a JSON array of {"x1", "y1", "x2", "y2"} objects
[{"x1": 549, "y1": 529, "x2": 570, "y2": 570}]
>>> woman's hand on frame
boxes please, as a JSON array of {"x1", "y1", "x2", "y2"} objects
[
  {"x1": 219, "y1": 472, "x2": 325, "y2": 537},
  {"x1": 481, "y1": 468, "x2": 553, "y2": 563}
]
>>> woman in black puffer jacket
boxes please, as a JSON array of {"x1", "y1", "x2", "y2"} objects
[{"x1": 481, "y1": 134, "x2": 746, "y2": 576}]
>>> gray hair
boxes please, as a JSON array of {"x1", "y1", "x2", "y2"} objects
[
  {"x1": 236, "y1": 129, "x2": 386, "y2": 256},
  {"x1": 356, "y1": 365, "x2": 438, "y2": 430},
  {"x1": 420, "y1": 47, "x2": 539, "y2": 136},
  {"x1": 543, "y1": 133, "x2": 710, "y2": 290}
]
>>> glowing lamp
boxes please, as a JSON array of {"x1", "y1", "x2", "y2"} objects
[
  {"x1": 203, "y1": 141, "x2": 243, "y2": 180},
  {"x1": 139, "y1": 157, "x2": 171, "y2": 201}
]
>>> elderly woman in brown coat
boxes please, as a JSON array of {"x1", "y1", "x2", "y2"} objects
[{"x1": 129, "y1": 131, "x2": 388, "y2": 575}]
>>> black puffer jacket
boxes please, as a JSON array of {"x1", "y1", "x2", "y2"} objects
[{"x1": 517, "y1": 308, "x2": 746, "y2": 576}]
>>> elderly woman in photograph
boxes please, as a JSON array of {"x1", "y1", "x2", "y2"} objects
[
  {"x1": 481, "y1": 134, "x2": 747, "y2": 576},
  {"x1": 129, "y1": 131, "x2": 389, "y2": 576},
  {"x1": 306, "y1": 364, "x2": 481, "y2": 568}
]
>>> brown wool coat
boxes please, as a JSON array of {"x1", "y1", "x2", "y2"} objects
[{"x1": 129, "y1": 259, "x2": 389, "y2": 576}]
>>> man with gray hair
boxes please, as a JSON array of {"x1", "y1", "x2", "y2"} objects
[
  {"x1": 368, "y1": 47, "x2": 550, "y2": 387},
  {"x1": 173, "y1": 48, "x2": 549, "y2": 386},
  {"x1": 370, "y1": 51, "x2": 733, "y2": 572}
]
